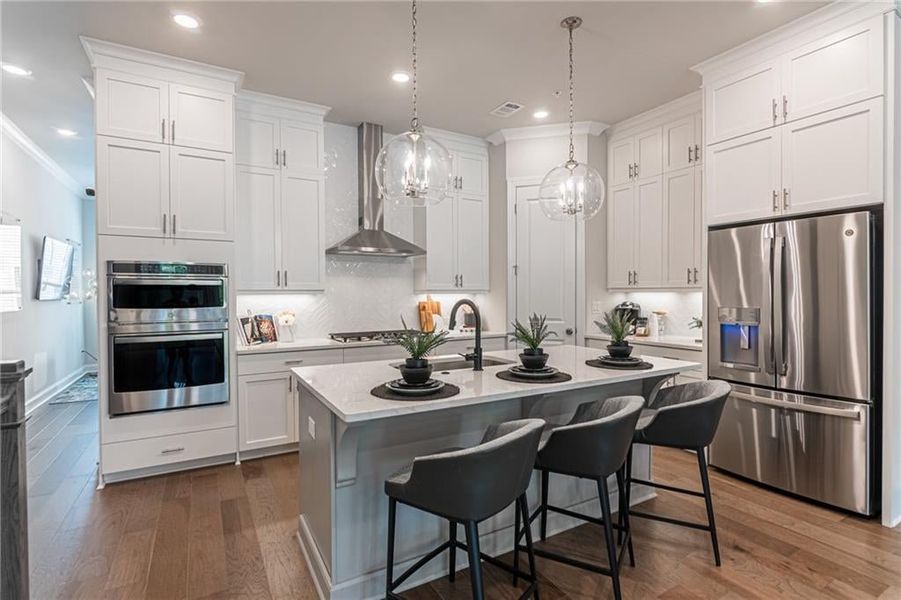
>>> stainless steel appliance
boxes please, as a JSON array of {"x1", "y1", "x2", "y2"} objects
[
  {"x1": 613, "y1": 301, "x2": 641, "y2": 334},
  {"x1": 328, "y1": 329, "x2": 408, "y2": 343},
  {"x1": 707, "y1": 211, "x2": 878, "y2": 515},
  {"x1": 107, "y1": 261, "x2": 229, "y2": 417}
]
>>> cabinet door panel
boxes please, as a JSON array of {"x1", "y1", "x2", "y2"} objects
[
  {"x1": 693, "y1": 112, "x2": 704, "y2": 165},
  {"x1": 457, "y1": 195, "x2": 488, "y2": 290},
  {"x1": 96, "y1": 71, "x2": 168, "y2": 143},
  {"x1": 610, "y1": 138, "x2": 635, "y2": 186},
  {"x1": 236, "y1": 166, "x2": 281, "y2": 290},
  {"x1": 456, "y1": 150, "x2": 487, "y2": 197},
  {"x1": 782, "y1": 97, "x2": 883, "y2": 216},
  {"x1": 169, "y1": 84, "x2": 234, "y2": 152},
  {"x1": 636, "y1": 127, "x2": 663, "y2": 179},
  {"x1": 281, "y1": 176, "x2": 324, "y2": 290},
  {"x1": 634, "y1": 176, "x2": 663, "y2": 287},
  {"x1": 706, "y1": 60, "x2": 780, "y2": 144},
  {"x1": 693, "y1": 166, "x2": 703, "y2": 286},
  {"x1": 664, "y1": 117, "x2": 694, "y2": 172},
  {"x1": 170, "y1": 148, "x2": 234, "y2": 241},
  {"x1": 607, "y1": 184, "x2": 635, "y2": 289},
  {"x1": 782, "y1": 15, "x2": 883, "y2": 123},
  {"x1": 707, "y1": 128, "x2": 781, "y2": 226},
  {"x1": 424, "y1": 197, "x2": 457, "y2": 290},
  {"x1": 281, "y1": 121, "x2": 321, "y2": 177},
  {"x1": 238, "y1": 374, "x2": 294, "y2": 451},
  {"x1": 96, "y1": 137, "x2": 168, "y2": 237},
  {"x1": 236, "y1": 112, "x2": 279, "y2": 168},
  {"x1": 663, "y1": 169, "x2": 697, "y2": 287}
]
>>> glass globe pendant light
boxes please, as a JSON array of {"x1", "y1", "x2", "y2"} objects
[
  {"x1": 538, "y1": 17, "x2": 605, "y2": 221},
  {"x1": 375, "y1": 0, "x2": 452, "y2": 207}
]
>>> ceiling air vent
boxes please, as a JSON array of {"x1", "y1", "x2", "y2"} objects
[{"x1": 490, "y1": 101, "x2": 524, "y2": 118}]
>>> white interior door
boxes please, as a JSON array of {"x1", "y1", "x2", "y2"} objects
[
  {"x1": 236, "y1": 165, "x2": 281, "y2": 290},
  {"x1": 514, "y1": 183, "x2": 576, "y2": 345}
]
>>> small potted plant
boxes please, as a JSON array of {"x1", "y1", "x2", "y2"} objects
[
  {"x1": 511, "y1": 313, "x2": 557, "y2": 370},
  {"x1": 396, "y1": 319, "x2": 450, "y2": 385},
  {"x1": 689, "y1": 316, "x2": 703, "y2": 344},
  {"x1": 595, "y1": 311, "x2": 634, "y2": 359}
]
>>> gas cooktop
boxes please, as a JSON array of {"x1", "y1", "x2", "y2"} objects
[{"x1": 328, "y1": 330, "x2": 409, "y2": 343}]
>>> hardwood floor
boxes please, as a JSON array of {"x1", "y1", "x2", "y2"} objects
[{"x1": 25, "y1": 400, "x2": 901, "y2": 599}]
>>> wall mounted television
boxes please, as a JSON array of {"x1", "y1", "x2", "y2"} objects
[{"x1": 36, "y1": 236, "x2": 75, "y2": 301}]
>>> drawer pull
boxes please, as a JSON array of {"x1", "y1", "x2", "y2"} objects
[
  {"x1": 284, "y1": 359, "x2": 304, "y2": 366},
  {"x1": 160, "y1": 447, "x2": 185, "y2": 455}
]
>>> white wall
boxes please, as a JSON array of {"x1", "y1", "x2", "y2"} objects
[
  {"x1": 81, "y1": 198, "x2": 98, "y2": 364},
  {"x1": 0, "y1": 119, "x2": 86, "y2": 407},
  {"x1": 236, "y1": 122, "x2": 499, "y2": 336}
]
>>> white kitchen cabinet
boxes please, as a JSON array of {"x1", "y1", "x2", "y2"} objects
[
  {"x1": 664, "y1": 113, "x2": 703, "y2": 172},
  {"x1": 781, "y1": 97, "x2": 883, "y2": 216},
  {"x1": 417, "y1": 193, "x2": 489, "y2": 292},
  {"x1": 236, "y1": 112, "x2": 280, "y2": 168},
  {"x1": 169, "y1": 84, "x2": 234, "y2": 153},
  {"x1": 281, "y1": 120, "x2": 322, "y2": 178},
  {"x1": 281, "y1": 175, "x2": 324, "y2": 290},
  {"x1": 635, "y1": 128, "x2": 663, "y2": 180},
  {"x1": 238, "y1": 373, "x2": 296, "y2": 451},
  {"x1": 610, "y1": 137, "x2": 635, "y2": 186},
  {"x1": 634, "y1": 176, "x2": 664, "y2": 288},
  {"x1": 454, "y1": 150, "x2": 488, "y2": 197},
  {"x1": 707, "y1": 128, "x2": 782, "y2": 226},
  {"x1": 96, "y1": 137, "x2": 169, "y2": 238},
  {"x1": 236, "y1": 166, "x2": 281, "y2": 289},
  {"x1": 96, "y1": 70, "x2": 169, "y2": 144},
  {"x1": 456, "y1": 195, "x2": 489, "y2": 290},
  {"x1": 423, "y1": 197, "x2": 457, "y2": 290},
  {"x1": 705, "y1": 59, "x2": 781, "y2": 145},
  {"x1": 607, "y1": 185, "x2": 635, "y2": 289},
  {"x1": 169, "y1": 147, "x2": 234, "y2": 241},
  {"x1": 663, "y1": 168, "x2": 701, "y2": 288},
  {"x1": 781, "y1": 15, "x2": 883, "y2": 124}
]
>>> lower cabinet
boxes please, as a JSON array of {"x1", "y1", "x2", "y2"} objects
[{"x1": 238, "y1": 372, "x2": 296, "y2": 451}]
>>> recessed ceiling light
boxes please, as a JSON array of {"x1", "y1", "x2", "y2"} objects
[
  {"x1": 56, "y1": 128, "x2": 77, "y2": 137},
  {"x1": 391, "y1": 71, "x2": 410, "y2": 83},
  {"x1": 533, "y1": 110, "x2": 549, "y2": 120},
  {"x1": 172, "y1": 13, "x2": 200, "y2": 29},
  {"x1": 2, "y1": 64, "x2": 32, "y2": 77}
]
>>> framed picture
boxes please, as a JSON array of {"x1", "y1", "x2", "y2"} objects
[
  {"x1": 238, "y1": 316, "x2": 263, "y2": 345},
  {"x1": 254, "y1": 314, "x2": 278, "y2": 343}
]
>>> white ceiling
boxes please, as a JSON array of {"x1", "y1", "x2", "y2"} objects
[{"x1": 1, "y1": 1, "x2": 825, "y2": 190}]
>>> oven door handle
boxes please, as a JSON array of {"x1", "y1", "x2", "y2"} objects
[
  {"x1": 729, "y1": 390, "x2": 862, "y2": 420},
  {"x1": 113, "y1": 332, "x2": 224, "y2": 344},
  {"x1": 110, "y1": 278, "x2": 224, "y2": 286}
]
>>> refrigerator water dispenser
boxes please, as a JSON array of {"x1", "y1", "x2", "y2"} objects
[{"x1": 718, "y1": 307, "x2": 760, "y2": 370}]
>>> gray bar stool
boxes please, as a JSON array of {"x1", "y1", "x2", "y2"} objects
[
  {"x1": 514, "y1": 396, "x2": 644, "y2": 600},
  {"x1": 384, "y1": 418, "x2": 545, "y2": 600},
  {"x1": 623, "y1": 379, "x2": 732, "y2": 566}
]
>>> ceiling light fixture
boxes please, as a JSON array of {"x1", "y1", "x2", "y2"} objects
[
  {"x1": 533, "y1": 109, "x2": 549, "y2": 120},
  {"x1": 56, "y1": 128, "x2": 77, "y2": 137},
  {"x1": 391, "y1": 71, "x2": 410, "y2": 83},
  {"x1": 374, "y1": 0, "x2": 452, "y2": 208},
  {"x1": 538, "y1": 16, "x2": 605, "y2": 222},
  {"x1": 2, "y1": 64, "x2": 32, "y2": 77},
  {"x1": 172, "y1": 13, "x2": 200, "y2": 29}
]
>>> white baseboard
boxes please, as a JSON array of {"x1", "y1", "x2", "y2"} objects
[{"x1": 25, "y1": 363, "x2": 95, "y2": 416}]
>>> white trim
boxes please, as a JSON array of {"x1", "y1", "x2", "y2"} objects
[
  {"x1": 607, "y1": 91, "x2": 701, "y2": 140},
  {"x1": 81, "y1": 36, "x2": 244, "y2": 89},
  {"x1": 1, "y1": 113, "x2": 84, "y2": 197},
  {"x1": 24, "y1": 363, "x2": 94, "y2": 416},
  {"x1": 237, "y1": 89, "x2": 331, "y2": 118},
  {"x1": 690, "y1": 1, "x2": 892, "y2": 81},
  {"x1": 423, "y1": 125, "x2": 490, "y2": 149},
  {"x1": 487, "y1": 121, "x2": 608, "y2": 146}
]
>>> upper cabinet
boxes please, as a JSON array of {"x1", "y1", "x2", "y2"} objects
[
  {"x1": 169, "y1": 84, "x2": 234, "y2": 153},
  {"x1": 234, "y1": 92, "x2": 330, "y2": 292},
  {"x1": 415, "y1": 133, "x2": 490, "y2": 292},
  {"x1": 705, "y1": 59, "x2": 781, "y2": 145}
]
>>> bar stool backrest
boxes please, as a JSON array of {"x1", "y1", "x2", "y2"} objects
[{"x1": 637, "y1": 380, "x2": 732, "y2": 449}]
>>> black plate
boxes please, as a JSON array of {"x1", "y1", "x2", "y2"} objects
[
  {"x1": 385, "y1": 379, "x2": 446, "y2": 396},
  {"x1": 389, "y1": 378, "x2": 442, "y2": 389},
  {"x1": 599, "y1": 355, "x2": 643, "y2": 365},
  {"x1": 508, "y1": 366, "x2": 559, "y2": 379}
]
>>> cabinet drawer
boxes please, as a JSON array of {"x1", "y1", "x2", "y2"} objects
[
  {"x1": 632, "y1": 344, "x2": 702, "y2": 365},
  {"x1": 238, "y1": 348, "x2": 343, "y2": 375},
  {"x1": 344, "y1": 345, "x2": 408, "y2": 364},
  {"x1": 102, "y1": 426, "x2": 236, "y2": 474}
]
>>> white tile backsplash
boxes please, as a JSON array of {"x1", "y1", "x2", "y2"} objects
[{"x1": 589, "y1": 291, "x2": 703, "y2": 338}]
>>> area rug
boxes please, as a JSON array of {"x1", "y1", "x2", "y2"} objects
[{"x1": 48, "y1": 372, "x2": 98, "y2": 405}]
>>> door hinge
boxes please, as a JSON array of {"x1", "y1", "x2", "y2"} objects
[{"x1": 512, "y1": 264, "x2": 519, "y2": 276}]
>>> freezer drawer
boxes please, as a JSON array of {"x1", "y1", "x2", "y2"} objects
[{"x1": 709, "y1": 385, "x2": 872, "y2": 515}]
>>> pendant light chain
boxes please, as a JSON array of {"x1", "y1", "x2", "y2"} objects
[
  {"x1": 410, "y1": 0, "x2": 420, "y2": 131},
  {"x1": 568, "y1": 21, "x2": 575, "y2": 164}
]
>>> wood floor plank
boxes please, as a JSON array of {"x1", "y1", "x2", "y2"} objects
[
  {"x1": 221, "y1": 495, "x2": 273, "y2": 599},
  {"x1": 186, "y1": 472, "x2": 229, "y2": 599}
]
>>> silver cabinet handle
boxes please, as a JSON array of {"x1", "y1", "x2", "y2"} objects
[
  {"x1": 634, "y1": 163, "x2": 639, "y2": 177},
  {"x1": 783, "y1": 95, "x2": 788, "y2": 119},
  {"x1": 783, "y1": 188, "x2": 790, "y2": 210},
  {"x1": 282, "y1": 150, "x2": 287, "y2": 167},
  {"x1": 172, "y1": 214, "x2": 176, "y2": 235},
  {"x1": 729, "y1": 390, "x2": 861, "y2": 420},
  {"x1": 171, "y1": 120, "x2": 175, "y2": 143},
  {"x1": 275, "y1": 148, "x2": 280, "y2": 166},
  {"x1": 284, "y1": 270, "x2": 288, "y2": 287},
  {"x1": 163, "y1": 213, "x2": 167, "y2": 234},
  {"x1": 688, "y1": 146, "x2": 693, "y2": 163},
  {"x1": 161, "y1": 119, "x2": 166, "y2": 142},
  {"x1": 288, "y1": 378, "x2": 292, "y2": 393},
  {"x1": 687, "y1": 267, "x2": 692, "y2": 284},
  {"x1": 772, "y1": 98, "x2": 778, "y2": 124},
  {"x1": 628, "y1": 164, "x2": 633, "y2": 179},
  {"x1": 627, "y1": 271, "x2": 632, "y2": 285},
  {"x1": 459, "y1": 176, "x2": 463, "y2": 189},
  {"x1": 694, "y1": 144, "x2": 700, "y2": 162},
  {"x1": 693, "y1": 267, "x2": 699, "y2": 284},
  {"x1": 772, "y1": 190, "x2": 779, "y2": 212},
  {"x1": 277, "y1": 270, "x2": 281, "y2": 287},
  {"x1": 161, "y1": 447, "x2": 185, "y2": 455},
  {"x1": 634, "y1": 270, "x2": 638, "y2": 285},
  {"x1": 459, "y1": 273, "x2": 463, "y2": 287}
]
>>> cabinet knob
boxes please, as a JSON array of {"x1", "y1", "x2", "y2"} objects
[{"x1": 565, "y1": 328, "x2": 574, "y2": 336}]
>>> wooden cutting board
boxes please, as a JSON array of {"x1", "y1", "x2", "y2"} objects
[{"x1": 418, "y1": 296, "x2": 441, "y2": 332}]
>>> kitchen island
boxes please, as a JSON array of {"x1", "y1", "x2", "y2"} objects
[{"x1": 293, "y1": 344, "x2": 700, "y2": 600}]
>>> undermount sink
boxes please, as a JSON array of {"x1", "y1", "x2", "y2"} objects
[{"x1": 391, "y1": 356, "x2": 514, "y2": 371}]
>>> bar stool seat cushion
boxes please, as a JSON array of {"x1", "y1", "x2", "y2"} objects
[
  {"x1": 632, "y1": 380, "x2": 731, "y2": 449},
  {"x1": 385, "y1": 448, "x2": 464, "y2": 492}
]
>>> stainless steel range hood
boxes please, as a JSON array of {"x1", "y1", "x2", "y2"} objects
[{"x1": 325, "y1": 122, "x2": 426, "y2": 258}]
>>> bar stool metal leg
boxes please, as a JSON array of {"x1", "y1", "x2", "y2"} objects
[
  {"x1": 540, "y1": 469, "x2": 549, "y2": 541},
  {"x1": 448, "y1": 521, "x2": 457, "y2": 581},
  {"x1": 596, "y1": 478, "x2": 622, "y2": 600},
  {"x1": 518, "y1": 494, "x2": 540, "y2": 600},
  {"x1": 464, "y1": 521, "x2": 485, "y2": 600},
  {"x1": 615, "y1": 469, "x2": 635, "y2": 567},
  {"x1": 386, "y1": 498, "x2": 397, "y2": 599},
  {"x1": 513, "y1": 497, "x2": 521, "y2": 586},
  {"x1": 697, "y1": 449, "x2": 721, "y2": 566}
]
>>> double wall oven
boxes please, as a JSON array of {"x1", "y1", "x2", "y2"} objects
[{"x1": 107, "y1": 261, "x2": 229, "y2": 417}]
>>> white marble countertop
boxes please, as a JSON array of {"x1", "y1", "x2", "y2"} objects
[
  {"x1": 585, "y1": 333, "x2": 703, "y2": 351},
  {"x1": 292, "y1": 344, "x2": 699, "y2": 424},
  {"x1": 236, "y1": 330, "x2": 509, "y2": 355}
]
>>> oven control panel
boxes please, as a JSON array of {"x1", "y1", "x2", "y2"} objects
[{"x1": 107, "y1": 261, "x2": 227, "y2": 277}]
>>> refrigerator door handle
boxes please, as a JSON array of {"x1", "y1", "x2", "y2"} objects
[
  {"x1": 729, "y1": 390, "x2": 863, "y2": 421},
  {"x1": 773, "y1": 235, "x2": 787, "y2": 377}
]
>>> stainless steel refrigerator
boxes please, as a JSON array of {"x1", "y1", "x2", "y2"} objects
[{"x1": 707, "y1": 210, "x2": 878, "y2": 515}]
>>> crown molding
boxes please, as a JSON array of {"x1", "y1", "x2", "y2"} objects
[
  {"x1": 607, "y1": 90, "x2": 701, "y2": 139},
  {"x1": 80, "y1": 36, "x2": 245, "y2": 90},
  {"x1": 1, "y1": 113, "x2": 84, "y2": 198},
  {"x1": 486, "y1": 121, "x2": 608, "y2": 146},
  {"x1": 423, "y1": 125, "x2": 490, "y2": 149},
  {"x1": 237, "y1": 89, "x2": 331, "y2": 118}
]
